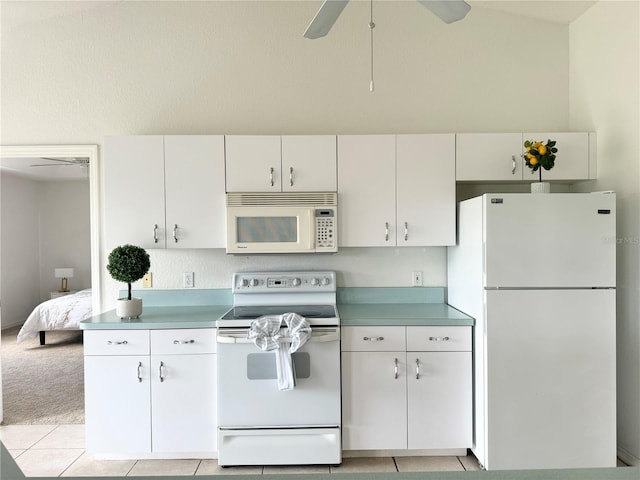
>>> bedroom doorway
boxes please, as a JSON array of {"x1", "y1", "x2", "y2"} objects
[{"x1": 0, "y1": 144, "x2": 100, "y2": 424}]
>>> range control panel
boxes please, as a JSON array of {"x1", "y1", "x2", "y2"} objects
[{"x1": 233, "y1": 271, "x2": 336, "y2": 293}]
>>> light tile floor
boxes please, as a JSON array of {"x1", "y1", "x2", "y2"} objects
[{"x1": 0, "y1": 424, "x2": 485, "y2": 477}]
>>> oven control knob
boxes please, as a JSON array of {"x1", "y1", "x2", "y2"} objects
[
  {"x1": 250, "y1": 278, "x2": 259, "y2": 287},
  {"x1": 311, "y1": 277, "x2": 320, "y2": 286},
  {"x1": 291, "y1": 278, "x2": 301, "y2": 286},
  {"x1": 241, "y1": 278, "x2": 249, "y2": 288},
  {"x1": 321, "y1": 277, "x2": 331, "y2": 286}
]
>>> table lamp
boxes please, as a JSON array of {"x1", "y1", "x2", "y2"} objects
[{"x1": 55, "y1": 268, "x2": 74, "y2": 292}]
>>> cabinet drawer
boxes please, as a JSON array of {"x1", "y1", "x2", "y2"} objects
[
  {"x1": 150, "y1": 328, "x2": 216, "y2": 354},
  {"x1": 406, "y1": 326, "x2": 471, "y2": 352},
  {"x1": 342, "y1": 326, "x2": 406, "y2": 351},
  {"x1": 84, "y1": 330, "x2": 150, "y2": 356}
]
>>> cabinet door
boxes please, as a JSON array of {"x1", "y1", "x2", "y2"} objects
[
  {"x1": 225, "y1": 135, "x2": 281, "y2": 192},
  {"x1": 456, "y1": 133, "x2": 523, "y2": 181},
  {"x1": 84, "y1": 355, "x2": 151, "y2": 455},
  {"x1": 397, "y1": 134, "x2": 456, "y2": 246},
  {"x1": 341, "y1": 351, "x2": 407, "y2": 450},
  {"x1": 104, "y1": 136, "x2": 166, "y2": 249},
  {"x1": 151, "y1": 354, "x2": 217, "y2": 454},
  {"x1": 337, "y1": 135, "x2": 396, "y2": 246},
  {"x1": 165, "y1": 136, "x2": 226, "y2": 248},
  {"x1": 282, "y1": 135, "x2": 337, "y2": 192},
  {"x1": 522, "y1": 132, "x2": 589, "y2": 181},
  {"x1": 407, "y1": 352, "x2": 472, "y2": 449}
]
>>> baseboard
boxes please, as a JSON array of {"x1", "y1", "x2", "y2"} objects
[
  {"x1": 1, "y1": 320, "x2": 23, "y2": 330},
  {"x1": 343, "y1": 448, "x2": 469, "y2": 458},
  {"x1": 618, "y1": 445, "x2": 640, "y2": 466}
]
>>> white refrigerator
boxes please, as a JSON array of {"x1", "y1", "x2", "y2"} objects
[{"x1": 447, "y1": 193, "x2": 616, "y2": 470}]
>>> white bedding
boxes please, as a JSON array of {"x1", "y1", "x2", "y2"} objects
[{"x1": 17, "y1": 289, "x2": 92, "y2": 343}]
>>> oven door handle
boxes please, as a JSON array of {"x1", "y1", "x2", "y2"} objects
[{"x1": 217, "y1": 328, "x2": 340, "y2": 344}]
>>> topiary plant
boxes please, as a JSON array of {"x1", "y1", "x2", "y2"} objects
[{"x1": 106, "y1": 244, "x2": 150, "y2": 301}]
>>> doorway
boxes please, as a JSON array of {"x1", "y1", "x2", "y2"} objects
[{"x1": 0, "y1": 144, "x2": 100, "y2": 424}]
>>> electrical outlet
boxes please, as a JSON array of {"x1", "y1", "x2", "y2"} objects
[
  {"x1": 142, "y1": 272, "x2": 152, "y2": 288},
  {"x1": 183, "y1": 272, "x2": 194, "y2": 289},
  {"x1": 412, "y1": 271, "x2": 423, "y2": 287}
]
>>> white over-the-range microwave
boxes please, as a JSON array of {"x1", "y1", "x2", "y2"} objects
[{"x1": 225, "y1": 192, "x2": 337, "y2": 254}]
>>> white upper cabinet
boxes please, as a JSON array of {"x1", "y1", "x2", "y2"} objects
[
  {"x1": 104, "y1": 135, "x2": 226, "y2": 250},
  {"x1": 397, "y1": 134, "x2": 456, "y2": 246},
  {"x1": 456, "y1": 133, "x2": 523, "y2": 181},
  {"x1": 224, "y1": 135, "x2": 282, "y2": 192},
  {"x1": 337, "y1": 135, "x2": 396, "y2": 247},
  {"x1": 521, "y1": 132, "x2": 592, "y2": 181},
  {"x1": 225, "y1": 135, "x2": 337, "y2": 192},
  {"x1": 456, "y1": 132, "x2": 595, "y2": 182},
  {"x1": 338, "y1": 134, "x2": 455, "y2": 247},
  {"x1": 164, "y1": 136, "x2": 226, "y2": 249},
  {"x1": 281, "y1": 135, "x2": 337, "y2": 192},
  {"x1": 105, "y1": 136, "x2": 166, "y2": 250}
]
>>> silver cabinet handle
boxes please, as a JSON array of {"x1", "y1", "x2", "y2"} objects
[
  {"x1": 159, "y1": 361, "x2": 166, "y2": 382},
  {"x1": 428, "y1": 336, "x2": 450, "y2": 342},
  {"x1": 404, "y1": 222, "x2": 408, "y2": 241},
  {"x1": 394, "y1": 358, "x2": 399, "y2": 379},
  {"x1": 173, "y1": 339, "x2": 195, "y2": 344},
  {"x1": 289, "y1": 167, "x2": 294, "y2": 187},
  {"x1": 415, "y1": 358, "x2": 421, "y2": 380},
  {"x1": 385, "y1": 222, "x2": 389, "y2": 242},
  {"x1": 512, "y1": 155, "x2": 517, "y2": 175},
  {"x1": 173, "y1": 224, "x2": 178, "y2": 243},
  {"x1": 153, "y1": 224, "x2": 158, "y2": 243},
  {"x1": 107, "y1": 340, "x2": 128, "y2": 345},
  {"x1": 270, "y1": 167, "x2": 274, "y2": 187},
  {"x1": 137, "y1": 361, "x2": 143, "y2": 383},
  {"x1": 363, "y1": 336, "x2": 384, "y2": 342}
]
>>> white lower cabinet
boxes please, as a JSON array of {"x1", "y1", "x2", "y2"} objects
[
  {"x1": 341, "y1": 325, "x2": 472, "y2": 452},
  {"x1": 84, "y1": 328, "x2": 217, "y2": 458}
]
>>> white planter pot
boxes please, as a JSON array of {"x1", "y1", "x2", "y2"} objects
[
  {"x1": 531, "y1": 182, "x2": 551, "y2": 194},
  {"x1": 116, "y1": 297, "x2": 142, "y2": 319}
]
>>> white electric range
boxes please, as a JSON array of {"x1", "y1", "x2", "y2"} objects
[{"x1": 216, "y1": 271, "x2": 341, "y2": 466}]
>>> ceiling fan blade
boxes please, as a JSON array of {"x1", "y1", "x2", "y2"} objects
[
  {"x1": 417, "y1": 0, "x2": 471, "y2": 24},
  {"x1": 30, "y1": 163, "x2": 79, "y2": 167},
  {"x1": 304, "y1": 0, "x2": 350, "y2": 39}
]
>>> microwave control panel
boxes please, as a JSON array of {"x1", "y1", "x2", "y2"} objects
[{"x1": 315, "y1": 209, "x2": 336, "y2": 252}]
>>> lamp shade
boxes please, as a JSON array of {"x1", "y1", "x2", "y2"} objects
[{"x1": 55, "y1": 268, "x2": 74, "y2": 278}]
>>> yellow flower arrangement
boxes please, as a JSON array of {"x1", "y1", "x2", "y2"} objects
[{"x1": 523, "y1": 139, "x2": 558, "y2": 182}]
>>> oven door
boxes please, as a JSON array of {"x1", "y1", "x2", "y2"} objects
[{"x1": 216, "y1": 327, "x2": 341, "y2": 427}]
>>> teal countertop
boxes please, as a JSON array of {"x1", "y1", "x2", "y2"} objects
[
  {"x1": 80, "y1": 305, "x2": 230, "y2": 330},
  {"x1": 338, "y1": 303, "x2": 474, "y2": 326},
  {"x1": 81, "y1": 288, "x2": 473, "y2": 329}
]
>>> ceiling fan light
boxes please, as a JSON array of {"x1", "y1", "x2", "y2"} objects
[{"x1": 417, "y1": 0, "x2": 471, "y2": 24}]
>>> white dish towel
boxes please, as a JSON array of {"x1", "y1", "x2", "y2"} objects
[{"x1": 248, "y1": 313, "x2": 311, "y2": 391}]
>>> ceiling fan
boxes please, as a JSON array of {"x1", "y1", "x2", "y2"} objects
[
  {"x1": 30, "y1": 157, "x2": 89, "y2": 168},
  {"x1": 304, "y1": 0, "x2": 471, "y2": 39}
]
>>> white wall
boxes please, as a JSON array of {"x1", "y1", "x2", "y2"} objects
[
  {"x1": 569, "y1": 0, "x2": 640, "y2": 465},
  {"x1": 0, "y1": 1, "x2": 572, "y2": 307},
  {"x1": 0, "y1": 1, "x2": 570, "y2": 141},
  {"x1": 0, "y1": 173, "x2": 41, "y2": 327},
  {"x1": 38, "y1": 181, "x2": 92, "y2": 297},
  {"x1": 0, "y1": 174, "x2": 91, "y2": 328}
]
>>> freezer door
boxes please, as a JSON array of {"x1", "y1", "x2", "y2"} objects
[
  {"x1": 483, "y1": 193, "x2": 615, "y2": 288},
  {"x1": 482, "y1": 289, "x2": 616, "y2": 470}
]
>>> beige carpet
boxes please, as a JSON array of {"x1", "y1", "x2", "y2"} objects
[{"x1": 1, "y1": 325, "x2": 84, "y2": 425}]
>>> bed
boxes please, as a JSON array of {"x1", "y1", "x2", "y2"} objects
[{"x1": 17, "y1": 288, "x2": 93, "y2": 344}]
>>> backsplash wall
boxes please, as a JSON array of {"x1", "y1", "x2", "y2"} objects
[{"x1": 102, "y1": 247, "x2": 446, "y2": 311}]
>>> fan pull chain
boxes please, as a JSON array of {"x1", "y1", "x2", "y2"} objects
[{"x1": 369, "y1": 0, "x2": 375, "y2": 92}]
